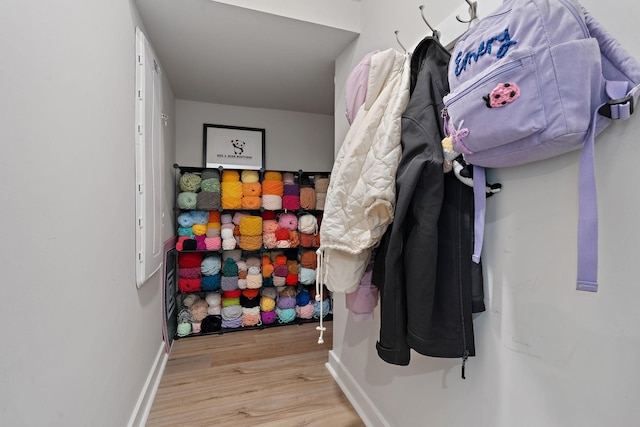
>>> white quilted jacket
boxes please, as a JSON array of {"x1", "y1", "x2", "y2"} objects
[{"x1": 319, "y1": 49, "x2": 410, "y2": 294}]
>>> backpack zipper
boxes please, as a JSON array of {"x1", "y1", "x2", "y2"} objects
[{"x1": 444, "y1": 59, "x2": 523, "y2": 108}]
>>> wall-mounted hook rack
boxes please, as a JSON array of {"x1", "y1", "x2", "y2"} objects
[
  {"x1": 394, "y1": 30, "x2": 407, "y2": 54},
  {"x1": 456, "y1": 0, "x2": 478, "y2": 24},
  {"x1": 419, "y1": 5, "x2": 441, "y2": 40}
]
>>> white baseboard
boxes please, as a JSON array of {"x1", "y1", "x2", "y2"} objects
[
  {"x1": 128, "y1": 342, "x2": 168, "y2": 427},
  {"x1": 326, "y1": 350, "x2": 390, "y2": 427}
]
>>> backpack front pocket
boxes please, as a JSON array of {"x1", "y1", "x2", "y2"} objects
[{"x1": 443, "y1": 51, "x2": 547, "y2": 154}]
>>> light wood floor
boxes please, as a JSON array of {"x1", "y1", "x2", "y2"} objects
[{"x1": 146, "y1": 321, "x2": 364, "y2": 427}]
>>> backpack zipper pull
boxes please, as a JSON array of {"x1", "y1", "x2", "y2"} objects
[{"x1": 461, "y1": 349, "x2": 469, "y2": 379}]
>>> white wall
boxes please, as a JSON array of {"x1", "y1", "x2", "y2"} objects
[
  {"x1": 213, "y1": 0, "x2": 361, "y2": 32},
  {"x1": 330, "y1": 1, "x2": 640, "y2": 426},
  {"x1": 176, "y1": 99, "x2": 335, "y2": 172},
  {"x1": 0, "y1": 1, "x2": 175, "y2": 425}
]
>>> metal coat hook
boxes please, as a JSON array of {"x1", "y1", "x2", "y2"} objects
[
  {"x1": 419, "y1": 5, "x2": 441, "y2": 40},
  {"x1": 456, "y1": 0, "x2": 478, "y2": 24},
  {"x1": 394, "y1": 30, "x2": 407, "y2": 54}
]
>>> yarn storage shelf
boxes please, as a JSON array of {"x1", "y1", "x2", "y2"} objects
[{"x1": 171, "y1": 164, "x2": 332, "y2": 338}]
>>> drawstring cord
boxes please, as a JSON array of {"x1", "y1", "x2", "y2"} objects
[{"x1": 315, "y1": 248, "x2": 327, "y2": 344}]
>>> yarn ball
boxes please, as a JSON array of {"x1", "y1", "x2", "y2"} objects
[
  {"x1": 237, "y1": 278, "x2": 248, "y2": 289},
  {"x1": 201, "y1": 169, "x2": 220, "y2": 180},
  {"x1": 276, "y1": 308, "x2": 296, "y2": 323},
  {"x1": 316, "y1": 193, "x2": 327, "y2": 210},
  {"x1": 179, "y1": 267, "x2": 201, "y2": 279},
  {"x1": 189, "y1": 210, "x2": 209, "y2": 224},
  {"x1": 275, "y1": 228, "x2": 290, "y2": 242},
  {"x1": 221, "y1": 228, "x2": 234, "y2": 240},
  {"x1": 314, "y1": 177, "x2": 330, "y2": 193},
  {"x1": 262, "y1": 220, "x2": 279, "y2": 234},
  {"x1": 278, "y1": 213, "x2": 298, "y2": 231},
  {"x1": 177, "y1": 308, "x2": 194, "y2": 323},
  {"x1": 201, "y1": 274, "x2": 221, "y2": 291},
  {"x1": 262, "y1": 180, "x2": 284, "y2": 196},
  {"x1": 197, "y1": 191, "x2": 221, "y2": 210},
  {"x1": 222, "y1": 258, "x2": 239, "y2": 276},
  {"x1": 261, "y1": 287, "x2": 278, "y2": 300},
  {"x1": 222, "y1": 297, "x2": 240, "y2": 307},
  {"x1": 247, "y1": 266, "x2": 261, "y2": 275},
  {"x1": 177, "y1": 192, "x2": 197, "y2": 209},
  {"x1": 273, "y1": 264, "x2": 288, "y2": 277},
  {"x1": 263, "y1": 276, "x2": 274, "y2": 287},
  {"x1": 178, "y1": 252, "x2": 203, "y2": 268},
  {"x1": 179, "y1": 173, "x2": 202, "y2": 192},
  {"x1": 283, "y1": 183, "x2": 300, "y2": 196},
  {"x1": 262, "y1": 257, "x2": 274, "y2": 277},
  {"x1": 195, "y1": 235, "x2": 207, "y2": 250},
  {"x1": 298, "y1": 214, "x2": 318, "y2": 234},
  {"x1": 221, "y1": 305, "x2": 243, "y2": 320},
  {"x1": 205, "y1": 237, "x2": 222, "y2": 251},
  {"x1": 262, "y1": 210, "x2": 276, "y2": 221},
  {"x1": 260, "y1": 296, "x2": 276, "y2": 311},
  {"x1": 192, "y1": 224, "x2": 207, "y2": 236},
  {"x1": 277, "y1": 296, "x2": 296, "y2": 309},
  {"x1": 178, "y1": 212, "x2": 195, "y2": 227},
  {"x1": 263, "y1": 171, "x2": 283, "y2": 181},
  {"x1": 221, "y1": 170, "x2": 240, "y2": 182},
  {"x1": 241, "y1": 170, "x2": 260, "y2": 183},
  {"x1": 200, "y1": 315, "x2": 222, "y2": 333},
  {"x1": 177, "y1": 322, "x2": 192, "y2": 337},
  {"x1": 222, "y1": 317, "x2": 243, "y2": 329},
  {"x1": 221, "y1": 213, "x2": 233, "y2": 224},
  {"x1": 183, "y1": 294, "x2": 201, "y2": 308},
  {"x1": 300, "y1": 250, "x2": 317, "y2": 269},
  {"x1": 300, "y1": 187, "x2": 316, "y2": 210},
  {"x1": 246, "y1": 274, "x2": 263, "y2": 289},
  {"x1": 261, "y1": 310, "x2": 278, "y2": 325},
  {"x1": 285, "y1": 273, "x2": 298, "y2": 286},
  {"x1": 239, "y1": 235, "x2": 262, "y2": 251},
  {"x1": 239, "y1": 216, "x2": 263, "y2": 236},
  {"x1": 178, "y1": 227, "x2": 194, "y2": 237},
  {"x1": 241, "y1": 196, "x2": 262, "y2": 210},
  {"x1": 242, "y1": 182, "x2": 262, "y2": 197},
  {"x1": 223, "y1": 289, "x2": 242, "y2": 298},
  {"x1": 223, "y1": 249, "x2": 242, "y2": 262},
  {"x1": 282, "y1": 195, "x2": 301, "y2": 210},
  {"x1": 281, "y1": 172, "x2": 294, "y2": 184},
  {"x1": 286, "y1": 260, "x2": 299, "y2": 275},
  {"x1": 221, "y1": 275, "x2": 239, "y2": 291},
  {"x1": 205, "y1": 292, "x2": 221, "y2": 307},
  {"x1": 314, "y1": 299, "x2": 331, "y2": 319},
  {"x1": 274, "y1": 255, "x2": 287, "y2": 266},
  {"x1": 262, "y1": 195, "x2": 282, "y2": 210},
  {"x1": 279, "y1": 286, "x2": 296, "y2": 298},
  {"x1": 191, "y1": 299, "x2": 209, "y2": 322},
  {"x1": 245, "y1": 256, "x2": 261, "y2": 268},
  {"x1": 201, "y1": 177, "x2": 221, "y2": 192},
  {"x1": 201, "y1": 256, "x2": 222, "y2": 275},
  {"x1": 299, "y1": 267, "x2": 316, "y2": 285},
  {"x1": 221, "y1": 181, "x2": 243, "y2": 199},
  {"x1": 240, "y1": 293, "x2": 260, "y2": 308},
  {"x1": 296, "y1": 304, "x2": 315, "y2": 319},
  {"x1": 273, "y1": 276, "x2": 286, "y2": 287},
  {"x1": 232, "y1": 211, "x2": 248, "y2": 225},
  {"x1": 296, "y1": 289, "x2": 312, "y2": 306}
]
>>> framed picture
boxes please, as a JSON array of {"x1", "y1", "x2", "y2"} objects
[{"x1": 203, "y1": 123, "x2": 265, "y2": 170}]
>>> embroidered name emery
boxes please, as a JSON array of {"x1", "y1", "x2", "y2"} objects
[{"x1": 454, "y1": 28, "x2": 517, "y2": 76}]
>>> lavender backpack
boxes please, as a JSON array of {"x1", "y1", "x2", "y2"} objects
[{"x1": 442, "y1": 0, "x2": 640, "y2": 292}]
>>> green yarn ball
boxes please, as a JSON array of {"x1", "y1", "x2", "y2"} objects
[
  {"x1": 201, "y1": 178, "x2": 220, "y2": 192},
  {"x1": 177, "y1": 322, "x2": 192, "y2": 337},
  {"x1": 180, "y1": 173, "x2": 202, "y2": 192}
]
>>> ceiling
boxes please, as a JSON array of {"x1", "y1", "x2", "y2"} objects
[{"x1": 134, "y1": 0, "x2": 360, "y2": 115}]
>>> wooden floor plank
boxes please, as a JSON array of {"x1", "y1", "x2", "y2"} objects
[{"x1": 147, "y1": 322, "x2": 364, "y2": 427}]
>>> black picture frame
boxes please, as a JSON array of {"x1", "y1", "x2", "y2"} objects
[{"x1": 203, "y1": 123, "x2": 265, "y2": 170}]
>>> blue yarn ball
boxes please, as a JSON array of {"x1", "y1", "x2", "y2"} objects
[
  {"x1": 201, "y1": 274, "x2": 221, "y2": 291},
  {"x1": 313, "y1": 299, "x2": 331, "y2": 319},
  {"x1": 178, "y1": 212, "x2": 195, "y2": 227},
  {"x1": 178, "y1": 227, "x2": 194, "y2": 237},
  {"x1": 189, "y1": 210, "x2": 210, "y2": 225},
  {"x1": 201, "y1": 256, "x2": 222, "y2": 276},
  {"x1": 296, "y1": 290, "x2": 312, "y2": 306},
  {"x1": 299, "y1": 267, "x2": 316, "y2": 285}
]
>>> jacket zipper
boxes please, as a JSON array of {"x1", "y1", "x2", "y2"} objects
[{"x1": 457, "y1": 180, "x2": 470, "y2": 379}]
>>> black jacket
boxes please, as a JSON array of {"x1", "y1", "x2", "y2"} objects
[{"x1": 374, "y1": 37, "x2": 485, "y2": 366}]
